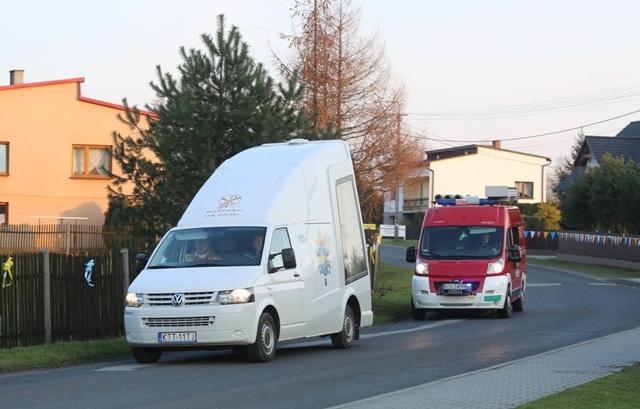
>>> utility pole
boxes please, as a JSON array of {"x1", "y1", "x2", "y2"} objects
[{"x1": 394, "y1": 111, "x2": 401, "y2": 240}]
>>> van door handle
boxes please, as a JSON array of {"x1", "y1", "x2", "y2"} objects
[{"x1": 294, "y1": 272, "x2": 300, "y2": 277}]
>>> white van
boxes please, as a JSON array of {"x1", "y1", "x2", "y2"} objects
[{"x1": 124, "y1": 139, "x2": 373, "y2": 363}]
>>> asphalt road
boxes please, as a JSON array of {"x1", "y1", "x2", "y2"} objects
[{"x1": 2, "y1": 245, "x2": 639, "y2": 409}]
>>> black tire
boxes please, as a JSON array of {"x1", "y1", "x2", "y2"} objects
[
  {"x1": 513, "y1": 283, "x2": 525, "y2": 312},
  {"x1": 411, "y1": 298, "x2": 425, "y2": 320},
  {"x1": 497, "y1": 286, "x2": 513, "y2": 318},
  {"x1": 247, "y1": 312, "x2": 277, "y2": 362},
  {"x1": 331, "y1": 305, "x2": 356, "y2": 349},
  {"x1": 131, "y1": 347, "x2": 162, "y2": 363}
]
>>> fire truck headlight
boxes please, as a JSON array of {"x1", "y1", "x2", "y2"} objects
[
  {"x1": 415, "y1": 261, "x2": 428, "y2": 276},
  {"x1": 487, "y1": 258, "x2": 505, "y2": 274}
]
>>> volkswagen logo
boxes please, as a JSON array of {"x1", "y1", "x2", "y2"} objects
[{"x1": 171, "y1": 293, "x2": 184, "y2": 306}]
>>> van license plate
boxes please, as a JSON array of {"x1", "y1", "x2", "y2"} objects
[{"x1": 158, "y1": 332, "x2": 197, "y2": 343}]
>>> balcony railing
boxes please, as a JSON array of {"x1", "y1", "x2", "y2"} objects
[{"x1": 403, "y1": 198, "x2": 430, "y2": 211}]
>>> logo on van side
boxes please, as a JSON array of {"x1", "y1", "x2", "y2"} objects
[
  {"x1": 218, "y1": 194, "x2": 242, "y2": 209},
  {"x1": 204, "y1": 194, "x2": 244, "y2": 218}
]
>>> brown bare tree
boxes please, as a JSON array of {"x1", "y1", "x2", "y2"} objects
[{"x1": 281, "y1": 0, "x2": 426, "y2": 222}]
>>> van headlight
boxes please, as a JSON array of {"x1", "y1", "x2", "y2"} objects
[
  {"x1": 215, "y1": 288, "x2": 255, "y2": 304},
  {"x1": 126, "y1": 292, "x2": 144, "y2": 307},
  {"x1": 487, "y1": 258, "x2": 505, "y2": 274}
]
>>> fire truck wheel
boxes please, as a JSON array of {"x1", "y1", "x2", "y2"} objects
[
  {"x1": 497, "y1": 286, "x2": 513, "y2": 318},
  {"x1": 411, "y1": 298, "x2": 425, "y2": 320},
  {"x1": 513, "y1": 285, "x2": 524, "y2": 312}
]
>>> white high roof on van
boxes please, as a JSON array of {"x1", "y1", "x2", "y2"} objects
[{"x1": 178, "y1": 139, "x2": 352, "y2": 227}]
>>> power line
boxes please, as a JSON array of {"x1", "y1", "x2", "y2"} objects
[
  {"x1": 407, "y1": 109, "x2": 640, "y2": 144},
  {"x1": 406, "y1": 83, "x2": 640, "y2": 122}
]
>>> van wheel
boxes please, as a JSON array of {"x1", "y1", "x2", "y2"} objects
[
  {"x1": 513, "y1": 284, "x2": 524, "y2": 312},
  {"x1": 497, "y1": 286, "x2": 513, "y2": 318},
  {"x1": 411, "y1": 298, "x2": 425, "y2": 320},
  {"x1": 131, "y1": 347, "x2": 162, "y2": 363},
  {"x1": 331, "y1": 305, "x2": 355, "y2": 349},
  {"x1": 248, "y1": 312, "x2": 277, "y2": 362}
]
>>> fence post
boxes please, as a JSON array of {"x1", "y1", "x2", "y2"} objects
[
  {"x1": 41, "y1": 248, "x2": 52, "y2": 344},
  {"x1": 121, "y1": 248, "x2": 129, "y2": 304}
]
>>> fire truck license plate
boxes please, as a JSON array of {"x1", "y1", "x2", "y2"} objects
[
  {"x1": 442, "y1": 283, "x2": 468, "y2": 290},
  {"x1": 158, "y1": 332, "x2": 197, "y2": 343}
]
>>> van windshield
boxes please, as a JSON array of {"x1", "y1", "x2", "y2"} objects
[
  {"x1": 420, "y1": 226, "x2": 504, "y2": 259},
  {"x1": 147, "y1": 227, "x2": 267, "y2": 268}
]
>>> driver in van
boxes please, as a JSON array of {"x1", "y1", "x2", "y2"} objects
[
  {"x1": 247, "y1": 235, "x2": 264, "y2": 260},
  {"x1": 185, "y1": 239, "x2": 221, "y2": 262}
]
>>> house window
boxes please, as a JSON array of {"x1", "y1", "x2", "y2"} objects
[
  {"x1": 72, "y1": 145, "x2": 112, "y2": 178},
  {"x1": 515, "y1": 181, "x2": 533, "y2": 199},
  {"x1": 0, "y1": 142, "x2": 8, "y2": 175},
  {"x1": 0, "y1": 202, "x2": 7, "y2": 225}
]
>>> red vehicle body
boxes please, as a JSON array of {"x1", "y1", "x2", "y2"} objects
[{"x1": 406, "y1": 190, "x2": 526, "y2": 319}]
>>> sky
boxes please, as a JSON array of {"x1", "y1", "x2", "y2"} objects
[{"x1": 4, "y1": 0, "x2": 640, "y2": 172}]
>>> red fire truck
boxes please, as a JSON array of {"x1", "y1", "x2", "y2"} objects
[{"x1": 406, "y1": 186, "x2": 526, "y2": 319}]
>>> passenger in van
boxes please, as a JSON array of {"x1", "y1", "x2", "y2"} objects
[
  {"x1": 185, "y1": 239, "x2": 221, "y2": 262},
  {"x1": 247, "y1": 235, "x2": 264, "y2": 260}
]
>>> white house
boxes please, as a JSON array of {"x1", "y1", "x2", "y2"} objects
[{"x1": 384, "y1": 141, "x2": 551, "y2": 229}]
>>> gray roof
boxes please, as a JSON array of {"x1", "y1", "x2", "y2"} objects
[
  {"x1": 553, "y1": 167, "x2": 586, "y2": 192},
  {"x1": 557, "y1": 120, "x2": 640, "y2": 193},
  {"x1": 583, "y1": 136, "x2": 640, "y2": 163},
  {"x1": 616, "y1": 120, "x2": 640, "y2": 139},
  {"x1": 575, "y1": 120, "x2": 640, "y2": 166}
]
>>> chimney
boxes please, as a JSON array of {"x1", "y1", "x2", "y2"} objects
[
  {"x1": 10, "y1": 69, "x2": 25, "y2": 85},
  {"x1": 492, "y1": 140, "x2": 501, "y2": 149}
]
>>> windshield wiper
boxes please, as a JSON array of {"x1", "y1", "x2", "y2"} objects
[
  {"x1": 190, "y1": 261, "x2": 224, "y2": 267},
  {"x1": 147, "y1": 264, "x2": 177, "y2": 269}
]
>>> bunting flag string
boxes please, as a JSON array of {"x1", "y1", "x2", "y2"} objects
[
  {"x1": 523, "y1": 231, "x2": 639, "y2": 247},
  {"x1": 555, "y1": 232, "x2": 640, "y2": 247}
]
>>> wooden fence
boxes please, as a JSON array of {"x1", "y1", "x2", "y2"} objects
[
  {"x1": 0, "y1": 224, "x2": 141, "y2": 255},
  {"x1": 0, "y1": 249, "x2": 136, "y2": 349}
]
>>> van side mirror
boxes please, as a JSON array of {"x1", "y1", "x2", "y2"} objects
[
  {"x1": 282, "y1": 248, "x2": 297, "y2": 269},
  {"x1": 507, "y1": 245, "x2": 522, "y2": 262},
  {"x1": 406, "y1": 246, "x2": 417, "y2": 263},
  {"x1": 135, "y1": 253, "x2": 149, "y2": 273},
  {"x1": 268, "y1": 248, "x2": 297, "y2": 273}
]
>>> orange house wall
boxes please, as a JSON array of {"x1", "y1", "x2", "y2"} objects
[{"x1": 0, "y1": 78, "x2": 153, "y2": 225}]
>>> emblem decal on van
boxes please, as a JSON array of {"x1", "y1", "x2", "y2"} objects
[{"x1": 316, "y1": 229, "x2": 331, "y2": 278}]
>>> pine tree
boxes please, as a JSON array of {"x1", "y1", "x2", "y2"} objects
[{"x1": 106, "y1": 15, "x2": 316, "y2": 249}]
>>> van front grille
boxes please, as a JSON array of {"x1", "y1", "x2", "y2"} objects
[
  {"x1": 146, "y1": 292, "x2": 215, "y2": 306},
  {"x1": 143, "y1": 316, "x2": 215, "y2": 327}
]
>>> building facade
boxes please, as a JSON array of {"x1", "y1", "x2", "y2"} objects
[{"x1": 0, "y1": 70, "x2": 154, "y2": 225}]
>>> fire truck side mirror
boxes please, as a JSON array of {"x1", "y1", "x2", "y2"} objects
[
  {"x1": 406, "y1": 246, "x2": 417, "y2": 263},
  {"x1": 507, "y1": 245, "x2": 522, "y2": 262}
]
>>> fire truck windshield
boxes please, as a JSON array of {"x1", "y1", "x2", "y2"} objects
[{"x1": 420, "y1": 226, "x2": 504, "y2": 259}]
